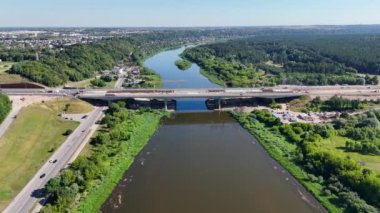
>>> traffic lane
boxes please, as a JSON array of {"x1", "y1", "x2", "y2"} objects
[
  {"x1": 0, "y1": 106, "x2": 21, "y2": 139},
  {"x1": 4, "y1": 107, "x2": 104, "y2": 213},
  {"x1": 16, "y1": 109, "x2": 102, "y2": 211}
]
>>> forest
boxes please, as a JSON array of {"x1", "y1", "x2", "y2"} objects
[
  {"x1": 233, "y1": 109, "x2": 380, "y2": 212},
  {"x1": 8, "y1": 39, "x2": 134, "y2": 86},
  {"x1": 0, "y1": 93, "x2": 11, "y2": 124},
  {"x1": 182, "y1": 34, "x2": 380, "y2": 87},
  {"x1": 4, "y1": 31, "x2": 214, "y2": 87}
]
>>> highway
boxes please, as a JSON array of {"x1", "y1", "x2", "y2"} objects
[
  {"x1": 2, "y1": 85, "x2": 380, "y2": 101},
  {"x1": 0, "y1": 106, "x2": 21, "y2": 139},
  {"x1": 3, "y1": 107, "x2": 105, "y2": 213},
  {"x1": 77, "y1": 86, "x2": 380, "y2": 101}
]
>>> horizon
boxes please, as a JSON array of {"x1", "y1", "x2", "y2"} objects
[
  {"x1": 1, "y1": 24, "x2": 380, "y2": 29},
  {"x1": 1, "y1": 0, "x2": 380, "y2": 27}
]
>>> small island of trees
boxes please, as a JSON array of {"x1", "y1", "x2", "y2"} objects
[{"x1": 175, "y1": 59, "x2": 192, "y2": 70}]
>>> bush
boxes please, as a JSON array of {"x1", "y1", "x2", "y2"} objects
[
  {"x1": 63, "y1": 129, "x2": 73, "y2": 136},
  {"x1": 100, "y1": 75, "x2": 113, "y2": 82},
  {"x1": 90, "y1": 79, "x2": 106, "y2": 88},
  {"x1": 0, "y1": 93, "x2": 12, "y2": 124}
]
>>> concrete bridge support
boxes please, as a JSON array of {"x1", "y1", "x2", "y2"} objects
[
  {"x1": 164, "y1": 99, "x2": 168, "y2": 111},
  {"x1": 217, "y1": 98, "x2": 222, "y2": 111}
]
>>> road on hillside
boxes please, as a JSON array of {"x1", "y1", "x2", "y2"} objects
[{"x1": 3, "y1": 107, "x2": 104, "y2": 213}]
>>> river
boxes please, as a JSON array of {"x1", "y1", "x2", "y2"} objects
[{"x1": 101, "y1": 47, "x2": 324, "y2": 213}]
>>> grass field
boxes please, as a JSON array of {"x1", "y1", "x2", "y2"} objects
[
  {"x1": 0, "y1": 73, "x2": 30, "y2": 84},
  {"x1": 320, "y1": 136, "x2": 380, "y2": 174},
  {"x1": 65, "y1": 79, "x2": 94, "y2": 88},
  {"x1": 66, "y1": 78, "x2": 116, "y2": 89},
  {"x1": 0, "y1": 99, "x2": 92, "y2": 210},
  {"x1": 0, "y1": 62, "x2": 14, "y2": 74},
  {"x1": 45, "y1": 98, "x2": 94, "y2": 114},
  {"x1": 0, "y1": 63, "x2": 29, "y2": 85},
  {"x1": 288, "y1": 96, "x2": 312, "y2": 112}
]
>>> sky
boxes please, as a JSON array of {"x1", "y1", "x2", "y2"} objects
[{"x1": 0, "y1": 0, "x2": 380, "y2": 27}]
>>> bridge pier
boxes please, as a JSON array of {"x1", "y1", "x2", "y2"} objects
[
  {"x1": 164, "y1": 99, "x2": 168, "y2": 111},
  {"x1": 217, "y1": 98, "x2": 222, "y2": 111}
]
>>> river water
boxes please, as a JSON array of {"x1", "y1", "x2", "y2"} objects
[{"x1": 101, "y1": 48, "x2": 324, "y2": 213}]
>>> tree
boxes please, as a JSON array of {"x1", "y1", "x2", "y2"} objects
[{"x1": 63, "y1": 129, "x2": 73, "y2": 136}]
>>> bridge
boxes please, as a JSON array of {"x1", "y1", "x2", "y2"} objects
[
  {"x1": 2, "y1": 86, "x2": 380, "y2": 110},
  {"x1": 79, "y1": 88, "x2": 305, "y2": 110}
]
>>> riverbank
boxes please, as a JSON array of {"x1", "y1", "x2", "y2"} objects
[
  {"x1": 41, "y1": 106, "x2": 169, "y2": 212},
  {"x1": 231, "y1": 110, "x2": 380, "y2": 213},
  {"x1": 75, "y1": 110, "x2": 168, "y2": 213},
  {"x1": 231, "y1": 111, "x2": 339, "y2": 212},
  {"x1": 102, "y1": 112, "x2": 324, "y2": 213}
]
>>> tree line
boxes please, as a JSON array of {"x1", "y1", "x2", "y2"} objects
[
  {"x1": 0, "y1": 93, "x2": 11, "y2": 124},
  {"x1": 234, "y1": 109, "x2": 380, "y2": 212},
  {"x1": 182, "y1": 35, "x2": 380, "y2": 87},
  {"x1": 42, "y1": 103, "x2": 167, "y2": 212}
]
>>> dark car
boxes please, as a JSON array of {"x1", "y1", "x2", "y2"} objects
[
  {"x1": 82, "y1": 115, "x2": 88, "y2": 119},
  {"x1": 40, "y1": 173, "x2": 46, "y2": 179},
  {"x1": 52, "y1": 159, "x2": 58, "y2": 164}
]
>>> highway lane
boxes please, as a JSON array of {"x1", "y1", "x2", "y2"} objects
[
  {"x1": 3, "y1": 85, "x2": 380, "y2": 100},
  {"x1": 0, "y1": 106, "x2": 21, "y2": 139},
  {"x1": 3, "y1": 107, "x2": 105, "y2": 213}
]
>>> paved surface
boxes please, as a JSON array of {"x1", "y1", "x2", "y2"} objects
[
  {"x1": 78, "y1": 86, "x2": 380, "y2": 100},
  {"x1": 0, "y1": 106, "x2": 21, "y2": 139},
  {"x1": 114, "y1": 77, "x2": 125, "y2": 89},
  {"x1": 4, "y1": 86, "x2": 380, "y2": 101},
  {"x1": 3, "y1": 107, "x2": 105, "y2": 213}
]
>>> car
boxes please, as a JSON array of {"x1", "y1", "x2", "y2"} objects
[
  {"x1": 82, "y1": 115, "x2": 88, "y2": 119},
  {"x1": 52, "y1": 159, "x2": 58, "y2": 164},
  {"x1": 40, "y1": 173, "x2": 46, "y2": 179},
  {"x1": 82, "y1": 129, "x2": 86, "y2": 133}
]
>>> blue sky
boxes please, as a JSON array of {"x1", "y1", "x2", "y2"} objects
[{"x1": 1, "y1": 0, "x2": 380, "y2": 27}]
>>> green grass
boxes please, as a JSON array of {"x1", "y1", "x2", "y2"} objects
[
  {"x1": 0, "y1": 73, "x2": 30, "y2": 84},
  {"x1": 0, "y1": 62, "x2": 14, "y2": 74},
  {"x1": 320, "y1": 135, "x2": 380, "y2": 174},
  {"x1": 0, "y1": 63, "x2": 28, "y2": 85},
  {"x1": 66, "y1": 79, "x2": 94, "y2": 88},
  {"x1": 104, "y1": 80, "x2": 116, "y2": 88},
  {"x1": 66, "y1": 78, "x2": 116, "y2": 89},
  {"x1": 140, "y1": 74, "x2": 163, "y2": 88},
  {"x1": 0, "y1": 100, "x2": 81, "y2": 210},
  {"x1": 45, "y1": 98, "x2": 94, "y2": 114},
  {"x1": 199, "y1": 68, "x2": 225, "y2": 86},
  {"x1": 288, "y1": 96, "x2": 312, "y2": 112},
  {"x1": 175, "y1": 59, "x2": 192, "y2": 70}
]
